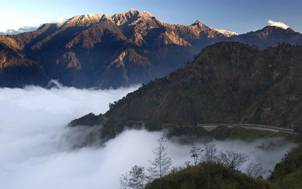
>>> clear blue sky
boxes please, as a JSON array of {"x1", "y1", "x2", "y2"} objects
[{"x1": 0, "y1": 0, "x2": 301, "y2": 33}]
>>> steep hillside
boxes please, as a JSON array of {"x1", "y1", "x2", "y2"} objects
[
  {"x1": 70, "y1": 42, "x2": 302, "y2": 140},
  {"x1": 0, "y1": 42, "x2": 47, "y2": 87}
]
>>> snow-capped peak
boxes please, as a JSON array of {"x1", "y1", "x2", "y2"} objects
[
  {"x1": 192, "y1": 20, "x2": 203, "y2": 26},
  {"x1": 62, "y1": 13, "x2": 103, "y2": 27},
  {"x1": 127, "y1": 8, "x2": 140, "y2": 16},
  {"x1": 214, "y1": 28, "x2": 238, "y2": 37},
  {"x1": 53, "y1": 9, "x2": 156, "y2": 28},
  {"x1": 112, "y1": 9, "x2": 154, "y2": 26},
  {"x1": 267, "y1": 20, "x2": 289, "y2": 30}
]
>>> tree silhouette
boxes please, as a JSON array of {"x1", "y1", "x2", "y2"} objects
[
  {"x1": 190, "y1": 144, "x2": 203, "y2": 165},
  {"x1": 148, "y1": 137, "x2": 172, "y2": 188},
  {"x1": 120, "y1": 165, "x2": 147, "y2": 189}
]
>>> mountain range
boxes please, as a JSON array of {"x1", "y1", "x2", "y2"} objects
[
  {"x1": 0, "y1": 9, "x2": 302, "y2": 88},
  {"x1": 70, "y1": 42, "x2": 302, "y2": 141}
]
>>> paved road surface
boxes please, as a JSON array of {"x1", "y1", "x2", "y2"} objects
[{"x1": 197, "y1": 123, "x2": 297, "y2": 135}]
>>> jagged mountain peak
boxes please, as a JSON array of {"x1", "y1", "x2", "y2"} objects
[
  {"x1": 139, "y1": 10, "x2": 153, "y2": 18},
  {"x1": 47, "y1": 9, "x2": 157, "y2": 30},
  {"x1": 62, "y1": 13, "x2": 104, "y2": 27},
  {"x1": 112, "y1": 9, "x2": 154, "y2": 26},
  {"x1": 1, "y1": 10, "x2": 302, "y2": 89},
  {"x1": 124, "y1": 8, "x2": 152, "y2": 18},
  {"x1": 191, "y1": 20, "x2": 204, "y2": 27},
  {"x1": 51, "y1": 9, "x2": 155, "y2": 28},
  {"x1": 126, "y1": 8, "x2": 140, "y2": 16}
]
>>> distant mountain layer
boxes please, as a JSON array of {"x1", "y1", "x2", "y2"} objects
[
  {"x1": 0, "y1": 26, "x2": 37, "y2": 35},
  {"x1": 0, "y1": 10, "x2": 302, "y2": 88},
  {"x1": 70, "y1": 42, "x2": 302, "y2": 140},
  {"x1": 223, "y1": 26, "x2": 302, "y2": 48}
]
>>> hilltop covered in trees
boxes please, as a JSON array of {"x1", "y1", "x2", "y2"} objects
[{"x1": 71, "y1": 42, "x2": 302, "y2": 141}]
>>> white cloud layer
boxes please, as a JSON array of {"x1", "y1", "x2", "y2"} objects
[
  {"x1": 267, "y1": 20, "x2": 289, "y2": 29},
  {"x1": 0, "y1": 86, "x2": 296, "y2": 189}
]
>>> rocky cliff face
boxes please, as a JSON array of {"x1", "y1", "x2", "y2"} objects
[
  {"x1": 70, "y1": 42, "x2": 302, "y2": 140},
  {"x1": 0, "y1": 10, "x2": 302, "y2": 88},
  {"x1": 0, "y1": 41, "x2": 48, "y2": 87}
]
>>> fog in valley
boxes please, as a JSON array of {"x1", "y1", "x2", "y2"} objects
[{"x1": 0, "y1": 86, "x2": 296, "y2": 189}]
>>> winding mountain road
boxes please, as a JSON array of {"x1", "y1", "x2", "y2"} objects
[{"x1": 197, "y1": 123, "x2": 298, "y2": 135}]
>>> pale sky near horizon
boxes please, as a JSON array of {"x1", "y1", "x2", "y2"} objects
[{"x1": 0, "y1": 0, "x2": 301, "y2": 33}]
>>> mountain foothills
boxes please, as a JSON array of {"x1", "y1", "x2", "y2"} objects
[
  {"x1": 71, "y1": 42, "x2": 302, "y2": 140},
  {"x1": 1, "y1": 9, "x2": 302, "y2": 88}
]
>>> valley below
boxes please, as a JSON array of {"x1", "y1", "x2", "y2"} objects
[{"x1": 0, "y1": 86, "x2": 298, "y2": 189}]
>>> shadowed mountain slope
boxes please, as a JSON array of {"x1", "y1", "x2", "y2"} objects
[{"x1": 70, "y1": 42, "x2": 302, "y2": 140}]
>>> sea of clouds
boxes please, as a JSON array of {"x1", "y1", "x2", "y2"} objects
[{"x1": 0, "y1": 86, "x2": 296, "y2": 189}]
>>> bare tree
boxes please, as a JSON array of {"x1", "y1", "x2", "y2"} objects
[
  {"x1": 218, "y1": 151, "x2": 248, "y2": 170},
  {"x1": 120, "y1": 165, "x2": 147, "y2": 189},
  {"x1": 246, "y1": 162, "x2": 265, "y2": 178},
  {"x1": 190, "y1": 144, "x2": 203, "y2": 165},
  {"x1": 148, "y1": 137, "x2": 172, "y2": 185},
  {"x1": 202, "y1": 143, "x2": 218, "y2": 163}
]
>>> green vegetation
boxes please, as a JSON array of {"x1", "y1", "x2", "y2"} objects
[
  {"x1": 120, "y1": 136, "x2": 276, "y2": 189},
  {"x1": 70, "y1": 42, "x2": 302, "y2": 141},
  {"x1": 119, "y1": 133, "x2": 302, "y2": 189},
  {"x1": 166, "y1": 126, "x2": 291, "y2": 143},
  {"x1": 145, "y1": 163, "x2": 277, "y2": 189},
  {"x1": 166, "y1": 126, "x2": 209, "y2": 139},
  {"x1": 270, "y1": 144, "x2": 302, "y2": 189},
  {"x1": 145, "y1": 147, "x2": 302, "y2": 189},
  {"x1": 65, "y1": 40, "x2": 302, "y2": 189}
]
